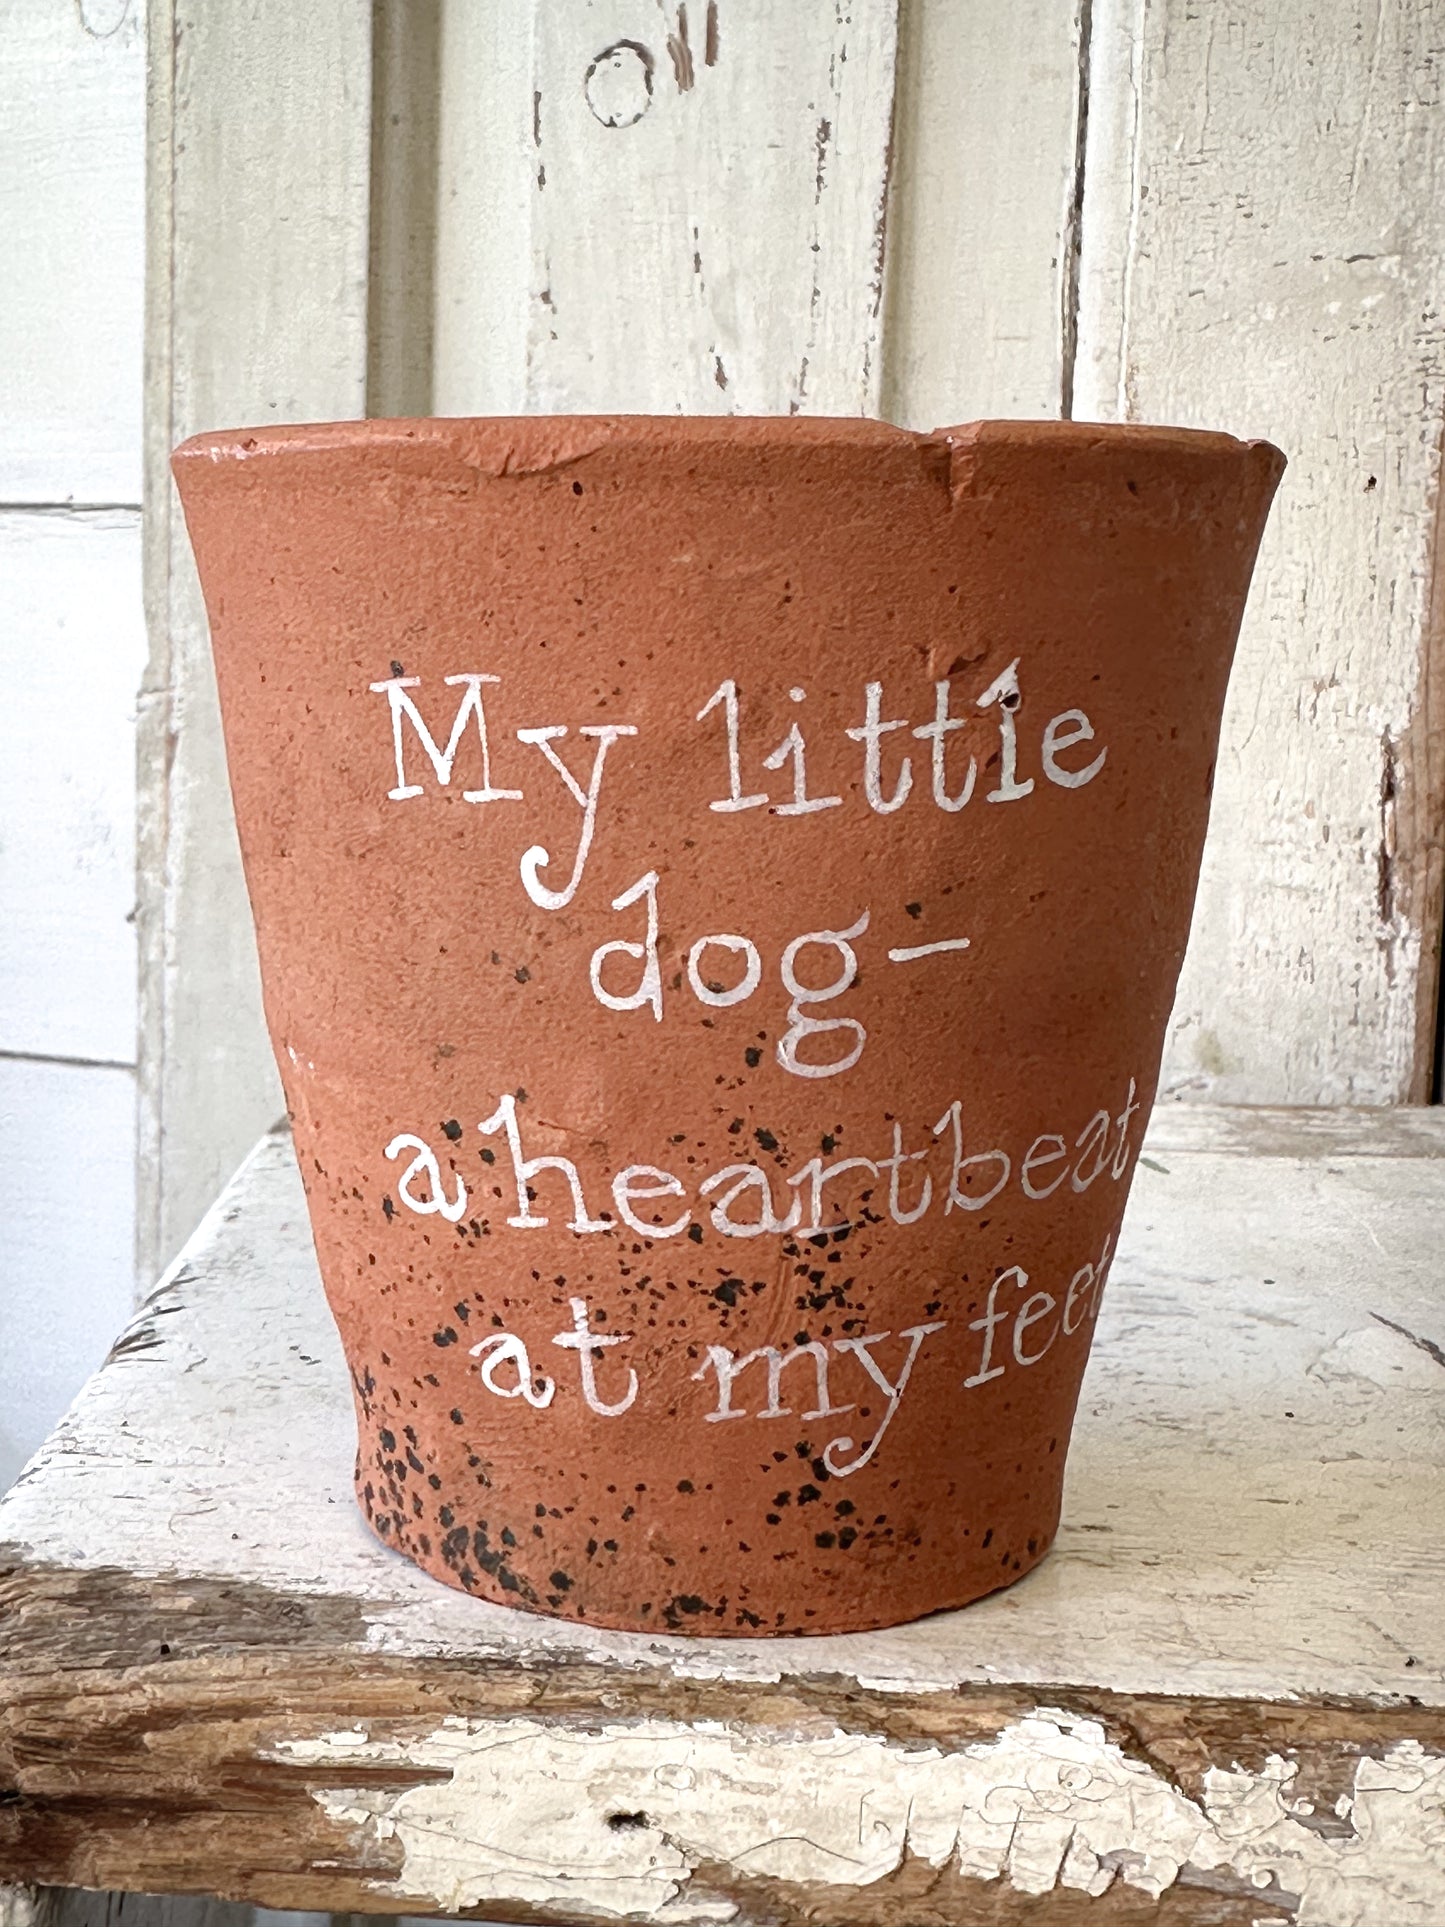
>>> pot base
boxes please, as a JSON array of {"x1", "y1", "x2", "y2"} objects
[
  {"x1": 350, "y1": 1387, "x2": 1062, "y2": 1637},
  {"x1": 353, "y1": 1469, "x2": 1058, "y2": 1637}
]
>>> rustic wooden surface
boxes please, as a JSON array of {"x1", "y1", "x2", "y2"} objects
[{"x1": 2, "y1": 1109, "x2": 1442, "y2": 1925}]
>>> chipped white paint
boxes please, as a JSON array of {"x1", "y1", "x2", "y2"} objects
[
  {"x1": 276, "y1": 1711, "x2": 1445, "y2": 1923},
  {"x1": 1078, "y1": 0, "x2": 1445, "y2": 1104},
  {"x1": 434, "y1": 0, "x2": 899, "y2": 416},
  {"x1": 2, "y1": 1110, "x2": 1442, "y2": 1710}
]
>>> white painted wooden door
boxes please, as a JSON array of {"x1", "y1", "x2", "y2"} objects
[{"x1": 142, "y1": 0, "x2": 1445, "y2": 1278}]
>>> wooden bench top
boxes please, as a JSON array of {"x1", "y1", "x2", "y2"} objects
[{"x1": 3, "y1": 1107, "x2": 1443, "y2": 1924}]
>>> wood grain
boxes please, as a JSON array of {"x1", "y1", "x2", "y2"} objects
[{"x1": 1, "y1": 1581, "x2": 1435, "y2": 1922}]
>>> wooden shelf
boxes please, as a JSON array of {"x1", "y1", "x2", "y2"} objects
[{"x1": 3, "y1": 1109, "x2": 1443, "y2": 1925}]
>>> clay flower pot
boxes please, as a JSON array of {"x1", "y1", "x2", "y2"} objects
[{"x1": 173, "y1": 416, "x2": 1283, "y2": 1637}]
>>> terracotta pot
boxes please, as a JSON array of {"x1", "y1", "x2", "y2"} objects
[{"x1": 173, "y1": 416, "x2": 1283, "y2": 1636}]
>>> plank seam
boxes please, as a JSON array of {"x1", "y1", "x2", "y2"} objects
[
  {"x1": 0, "y1": 1050, "x2": 136, "y2": 1074},
  {"x1": 0, "y1": 503, "x2": 142, "y2": 515},
  {"x1": 1059, "y1": 0, "x2": 1093, "y2": 420}
]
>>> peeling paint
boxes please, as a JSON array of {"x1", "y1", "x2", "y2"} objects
[{"x1": 276, "y1": 1711, "x2": 1445, "y2": 1923}]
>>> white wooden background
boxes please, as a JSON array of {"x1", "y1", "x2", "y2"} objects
[
  {"x1": 5, "y1": 0, "x2": 1444, "y2": 1474},
  {"x1": 0, "y1": 0, "x2": 145, "y2": 1492}
]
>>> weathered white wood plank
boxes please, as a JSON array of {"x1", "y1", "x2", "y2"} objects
[
  {"x1": 430, "y1": 1, "x2": 536, "y2": 415},
  {"x1": 5, "y1": 1108, "x2": 1442, "y2": 1700},
  {"x1": 433, "y1": 0, "x2": 900, "y2": 416},
  {"x1": 139, "y1": 0, "x2": 373, "y2": 1283},
  {"x1": 1142, "y1": 1099, "x2": 1445, "y2": 1158},
  {"x1": 0, "y1": 512, "x2": 144, "y2": 1066},
  {"x1": 879, "y1": 0, "x2": 1086, "y2": 427},
  {"x1": 2, "y1": 1109, "x2": 1443, "y2": 1921},
  {"x1": 1078, "y1": 0, "x2": 1445, "y2": 1106},
  {"x1": 0, "y1": 1057, "x2": 136, "y2": 1493},
  {"x1": 0, "y1": 1, "x2": 144, "y2": 505}
]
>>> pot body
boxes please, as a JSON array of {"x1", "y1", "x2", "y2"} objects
[{"x1": 174, "y1": 416, "x2": 1283, "y2": 1636}]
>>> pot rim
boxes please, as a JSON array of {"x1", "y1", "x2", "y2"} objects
[{"x1": 172, "y1": 413, "x2": 1285, "y2": 476}]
